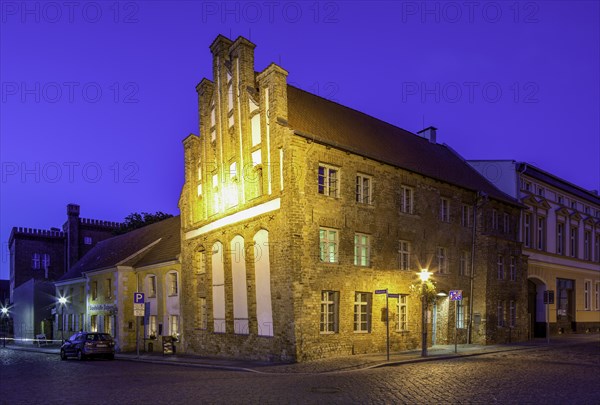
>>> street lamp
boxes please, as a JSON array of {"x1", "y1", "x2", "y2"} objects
[
  {"x1": 58, "y1": 296, "x2": 67, "y2": 342},
  {"x1": 1, "y1": 306, "x2": 8, "y2": 347},
  {"x1": 419, "y1": 269, "x2": 432, "y2": 357}
]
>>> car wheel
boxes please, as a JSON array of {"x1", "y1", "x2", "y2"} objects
[
  {"x1": 60, "y1": 350, "x2": 67, "y2": 361},
  {"x1": 77, "y1": 350, "x2": 85, "y2": 361}
]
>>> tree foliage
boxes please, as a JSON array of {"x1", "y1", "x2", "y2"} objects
[
  {"x1": 114, "y1": 211, "x2": 174, "y2": 235},
  {"x1": 409, "y1": 279, "x2": 439, "y2": 305}
]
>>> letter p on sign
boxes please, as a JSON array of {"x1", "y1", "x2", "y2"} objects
[{"x1": 134, "y1": 292, "x2": 145, "y2": 304}]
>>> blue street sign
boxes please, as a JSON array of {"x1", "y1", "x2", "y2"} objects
[
  {"x1": 388, "y1": 293, "x2": 400, "y2": 299},
  {"x1": 449, "y1": 290, "x2": 463, "y2": 301},
  {"x1": 375, "y1": 289, "x2": 388, "y2": 294},
  {"x1": 134, "y1": 292, "x2": 145, "y2": 304}
]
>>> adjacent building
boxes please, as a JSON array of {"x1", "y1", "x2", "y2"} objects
[
  {"x1": 54, "y1": 216, "x2": 181, "y2": 351},
  {"x1": 469, "y1": 161, "x2": 600, "y2": 336},
  {"x1": 178, "y1": 35, "x2": 527, "y2": 362},
  {"x1": 8, "y1": 204, "x2": 121, "y2": 341}
]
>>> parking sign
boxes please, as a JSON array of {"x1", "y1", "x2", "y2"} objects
[{"x1": 134, "y1": 292, "x2": 144, "y2": 304}]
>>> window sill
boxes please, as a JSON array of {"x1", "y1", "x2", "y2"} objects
[
  {"x1": 319, "y1": 331, "x2": 337, "y2": 335},
  {"x1": 353, "y1": 330, "x2": 370, "y2": 334}
]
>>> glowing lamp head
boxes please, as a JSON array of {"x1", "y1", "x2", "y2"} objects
[
  {"x1": 58, "y1": 297, "x2": 67, "y2": 305},
  {"x1": 418, "y1": 269, "x2": 431, "y2": 282},
  {"x1": 1, "y1": 307, "x2": 7, "y2": 315}
]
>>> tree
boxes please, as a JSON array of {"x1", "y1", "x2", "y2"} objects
[{"x1": 114, "y1": 211, "x2": 174, "y2": 235}]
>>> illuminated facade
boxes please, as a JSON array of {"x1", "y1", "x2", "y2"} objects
[
  {"x1": 179, "y1": 35, "x2": 527, "y2": 362},
  {"x1": 470, "y1": 161, "x2": 600, "y2": 335}
]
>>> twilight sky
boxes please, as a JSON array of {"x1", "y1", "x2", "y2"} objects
[{"x1": 1, "y1": 1, "x2": 599, "y2": 280}]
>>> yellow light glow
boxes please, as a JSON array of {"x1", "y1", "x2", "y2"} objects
[{"x1": 418, "y1": 269, "x2": 431, "y2": 282}]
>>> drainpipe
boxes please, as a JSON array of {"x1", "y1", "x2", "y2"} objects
[{"x1": 468, "y1": 191, "x2": 488, "y2": 344}]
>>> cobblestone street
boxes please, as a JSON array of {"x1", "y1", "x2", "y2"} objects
[{"x1": 1, "y1": 337, "x2": 599, "y2": 404}]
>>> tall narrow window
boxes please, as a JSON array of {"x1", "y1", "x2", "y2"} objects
[
  {"x1": 503, "y1": 213, "x2": 510, "y2": 234},
  {"x1": 169, "y1": 315, "x2": 180, "y2": 337},
  {"x1": 584, "y1": 231, "x2": 591, "y2": 260},
  {"x1": 32, "y1": 253, "x2": 40, "y2": 269},
  {"x1": 42, "y1": 254, "x2": 50, "y2": 269},
  {"x1": 91, "y1": 281, "x2": 98, "y2": 300},
  {"x1": 318, "y1": 164, "x2": 339, "y2": 197},
  {"x1": 148, "y1": 276, "x2": 157, "y2": 298},
  {"x1": 523, "y1": 213, "x2": 531, "y2": 248},
  {"x1": 168, "y1": 272, "x2": 178, "y2": 296},
  {"x1": 355, "y1": 174, "x2": 372, "y2": 204},
  {"x1": 353, "y1": 292, "x2": 371, "y2": 333},
  {"x1": 584, "y1": 281, "x2": 591, "y2": 310},
  {"x1": 509, "y1": 256, "x2": 517, "y2": 281},
  {"x1": 596, "y1": 234, "x2": 600, "y2": 263},
  {"x1": 319, "y1": 228, "x2": 339, "y2": 263},
  {"x1": 320, "y1": 291, "x2": 339, "y2": 334},
  {"x1": 461, "y1": 205, "x2": 471, "y2": 227},
  {"x1": 400, "y1": 186, "x2": 413, "y2": 214},
  {"x1": 459, "y1": 251, "x2": 469, "y2": 276},
  {"x1": 556, "y1": 223, "x2": 565, "y2": 255},
  {"x1": 397, "y1": 295, "x2": 408, "y2": 331},
  {"x1": 456, "y1": 300, "x2": 465, "y2": 328},
  {"x1": 148, "y1": 315, "x2": 157, "y2": 337},
  {"x1": 354, "y1": 233, "x2": 370, "y2": 267},
  {"x1": 497, "y1": 255, "x2": 504, "y2": 280},
  {"x1": 437, "y1": 247, "x2": 447, "y2": 274},
  {"x1": 492, "y1": 209, "x2": 499, "y2": 230},
  {"x1": 90, "y1": 315, "x2": 98, "y2": 332},
  {"x1": 595, "y1": 282, "x2": 600, "y2": 310},
  {"x1": 399, "y1": 241, "x2": 411, "y2": 270},
  {"x1": 509, "y1": 301, "x2": 516, "y2": 328},
  {"x1": 497, "y1": 300, "x2": 505, "y2": 327},
  {"x1": 105, "y1": 278, "x2": 112, "y2": 299},
  {"x1": 537, "y1": 217, "x2": 546, "y2": 250},
  {"x1": 440, "y1": 198, "x2": 450, "y2": 222},
  {"x1": 570, "y1": 226, "x2": 578, "y2": 258}
]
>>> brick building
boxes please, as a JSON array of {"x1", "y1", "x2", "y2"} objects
[
  {"x1": 8, "y1": 204, "x2": 121, "y2": 341},
  {"x1": 178, "y1": 35, "x2": 527, "y2": 362},
  {"x1": 469, "y1": 160, "x2": 600, "y2": 335}
]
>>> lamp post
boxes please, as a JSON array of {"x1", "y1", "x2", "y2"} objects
[
  {"x1": 419, "y1": 269, "x2": 432, "y2": 357},
  {"x1": 1, "y1": 307, "x2": 8, "y2": 347},
  {"x1": 58, "y1": 297, "x2": 67, "y2": 342}
]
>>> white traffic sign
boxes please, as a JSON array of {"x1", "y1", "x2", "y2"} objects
[{"x1": 134, "y1": 303, "x2": 145, "y2": 317}]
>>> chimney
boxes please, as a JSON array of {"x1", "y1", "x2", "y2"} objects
[
  {"x1": 65, "y1": 204, "x2": 80, "y2": 271},
  {"x1": 417, "y1": 126, "x2": 437, "y2": 143}
]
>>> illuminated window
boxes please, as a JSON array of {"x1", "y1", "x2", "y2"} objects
[
  {"x1": 437, "y1": 247, "x2": 447, "y2": 274},
  {"x1": 91, "y1": 281, "x2": 98, "y2": 300},
  {"x1": 320, "y1": 291, "x2": 339, "y2": 334},
  {"x1": 461, "y1": 205, "x2": 470, "y2": 227},
  {"x1": 354, "y1": 233, "x2": 370, "y2": 267},
  {"x1": 197, "y1": 164, "x2": 203, "y2": 196},
  {"x1": 317, "y1": 164, "x2": 339, "y2": 198},
  {"x1": 456, "y1": 300, "x2": 465, "y2": 328},
  {"x1": 400, "y1": 186, "x2": 413, "y2": 214},
  {"x1": 397, "y1": 295, "x2": 408, "y2": 331},
  {"x1": 509, "y1": 256, "x2": 517, "y2": 281},
  {"x1": 90, "y1": 314, "x2": 98, "y2": 332},
  {"x1": 440, "y1": 198, "x2": 450, "y2": 222},
  {"x1": 104, "y1": 315, "x2": 113, "y2": 335},
  {"x1": 319, "y1": 228, "x2": 338, "y2": 263},
  {"x1": 147, "y1": 315, "x2": 157, "y2": 337},
  {"x1": 105, "y1": 278, "x2": 112, "y2": 299},
  {"x1": 251, "y1": 114, "x2": 261, "y2": 146},
  {"x1": 497, "y1": 255, "x2": 504, "y2": 280},
  {"x1": 169, "y1": 314, "x2": 180, "y2": 337},
  {"x1": 227, "y1": 82, "x2": 233, "y2": 113},
  {"x1": 32, "y1": 253, "x2": 40, "y2": 269},
  {"x1": 399, "y1": 240, "x2": 411, "y2": 270},
  {"x1": 168, "y1": 272, "x2": 178, "y2": 296},
  {"x1": 355, "y1": 174, "x2": 372, "y2": 204},
  {"x1": 353, "y1": 292, "x2": 371, "y2": 333}
]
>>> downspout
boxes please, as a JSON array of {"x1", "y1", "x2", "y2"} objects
[{"x1": 468, "y1": 195, "x2": 477, "y2": 344}]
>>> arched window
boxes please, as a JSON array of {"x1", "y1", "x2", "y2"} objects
[
  {"x1": 253, "y1": 230, "x2": 273, "y2": 336},
  {"x1": 231, "y1": 235, "x2": 248, "y2": 334},
  {"x1": 211, "y1": 242, "x2": 226, "y2": 333}
]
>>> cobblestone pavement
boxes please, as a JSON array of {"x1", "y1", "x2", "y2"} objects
[{"x1": 1, "y1": 335, "x2": 598, "y2": 404}]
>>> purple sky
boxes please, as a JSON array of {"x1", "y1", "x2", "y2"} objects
[{"x1": 1, "y1": 1, "x2": 599, "y2": 280}]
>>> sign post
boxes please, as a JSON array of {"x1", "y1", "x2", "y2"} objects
[
  {"x1": 449, "y1": 290, "x2": 463, "y2": 354},
  {"x1": 134, "y1": 292, "x2": 145, "y2": 358},
  {"x1": 376, "y1": 289, "x2": 401, "y2": 361},
  {"x1": 543, "y1": 290, "x2": 554, "y2": 344}
]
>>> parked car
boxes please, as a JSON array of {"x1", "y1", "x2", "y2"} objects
[{"x1": 60, "y1": 332, "x2": 115, "y2": 360}]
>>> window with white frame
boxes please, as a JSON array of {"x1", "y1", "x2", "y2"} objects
[
  {"x1": 320, "y1": 291, "x2": 339, "y2": 334},
  {"x1": 169, "y1": 314, "x2": 180, "y2": 337},
  {"x1": 91, "y1": 281, "x2": 98, "y2": 300},
  {"x1": 354, "y1": 233, "x2": 370, "y2": 267},
  {"x1": 456, "y1": 300, "x2": 465, "y2": 328},
  {"x1": 147, "y1": 275, "x2": 157, "y2": 298},
  {"x1": 503, "y1": 213, "x2": 510, "y2": 234},
  {"x1": 168, "y1": 272, "x2": 178, "y2": 296},
  {"x1": 400, "y1": 186, "x2": 413, "y2": 214},
  {"x1": 509, "y1": 301, "x2": 516, "y2": 328},
  {"x1": 497, "y1": 300, "x2": 505, "y2": 327},
  {"x1": 492, "y1": 209, "x2": 499, "y2": 230},
  {"x1": 84, "y1": 236, "x2": 92, "y2": 245},
  {"x1": 32, "y1": 253, "x2": 40, "y2": 269},
  {"x1": 42, "y1": 254, "x2": 50, "y2": 269},
  {"x1": 318, "y1": 164, "x2": 339, "y2": 197},
  {"x1": 355, "y1": 174, "x2": 372, "y2": 204},
  {"x1": 440, "y1": 198, "x2": 450, "y2": 222},
  {"x1": 584, "y1": 231, "x2": 591, "y2": 260},
  {"x1": 584, "y1": 280, "x2": 591, "y2": 310},
  {"x1": 399, "y1": 240, "x2": 411, "y2": 270},
  {"x1": 570, "y1": 226, "x2": 578, "y2": 258},
  {"x1": 459, "y1": 251, "x2": 469, "y2": 276},
  {"x1": 596, "y1": 234, "x2": 600, "y2": 263},
  {"x1": 105, "y1": 278, "x2": 112, "y2": 299},
  {"x1": 595, "y1": 282, "x2": 600, "y2": 310},
  {"x1": 437, "y1": 247, "x2": 448, "y2": 274},
  {"x1": 509, "y1": 256, "x2": 517, "y2": 281},
  {"x1": 461, "y1": 204, "x2": 471, "y2": 227},
  {"x1": 104, "y1": 315, "x2": 113, "y2": 335},
  {"x1": 557, "y1": 222, "x2": 565, "y2": 255},
  {"x1": 523, "y1": 213, "x2": 532, "y2": 248},
  {"x1": 319, "y1": 228, "x2": 338, "y2": 263},
  {"x1": 90, "y1": 314, "x2": 98, "y2": 332},
  {"x1": 353, "y1": 292, "x2": 371, "y2": 333},
  {"x1": 397, "y1": 295, "x2": 408, "y2": 331},
  {"x1": 537, "y1": 217, "x2": 546, "y2": 250},
  {"x1": 148, "y1": 315, "x2": 157, "y2": 337},
  {"x1": 198, "y1": 297, "x2": 207, "y2": 330},
  {"x1": 497, "y1": 255, "x2": 504, "y2": 280}
]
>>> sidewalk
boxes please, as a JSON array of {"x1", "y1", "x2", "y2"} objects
[{"x1": 4, "y1": 333, "x2": 598, "y2": 374}]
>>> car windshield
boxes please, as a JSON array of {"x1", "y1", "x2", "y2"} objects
[{"x1": 86, "y1": 334, "x2": 112, "y2": 341}]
